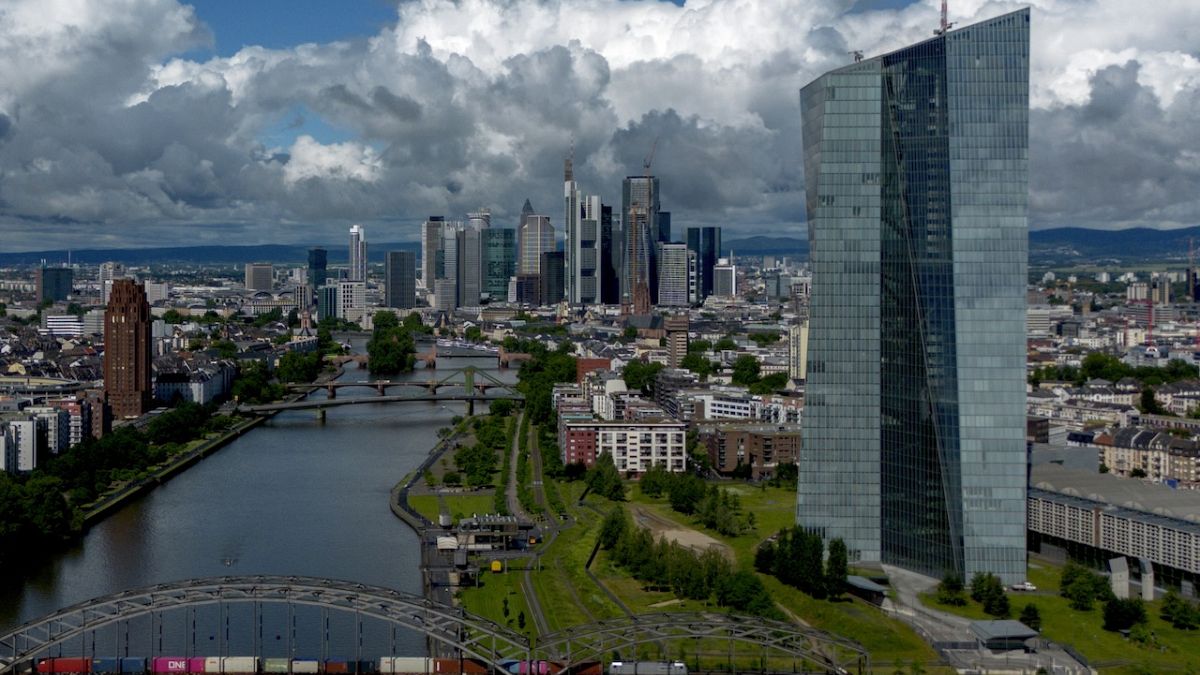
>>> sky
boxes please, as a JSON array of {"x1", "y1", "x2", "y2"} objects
[{"x1": 0, "y1": 0, "x2": 1198, "y2": 251}]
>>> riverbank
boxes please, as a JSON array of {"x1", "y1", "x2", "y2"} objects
[{"x1": 81, "y1": 363, "x2": 346, "y2": 530}]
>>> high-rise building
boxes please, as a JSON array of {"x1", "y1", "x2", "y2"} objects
[
  {"x1": 665, "y1": 315, "x2": 689, "y2": 369},
  {"x1": 788, "y1": 322, "x2": 808, "y2": 381},
  {"x1": 564, "y1": 155, "x2": 602, "y2": 305},
  {"x1": 244, "y1": 263, "x2": 273, "y2": 292},
  {"x1": 349, "y1": 225, "x2": 367, "y2": 282},
  {"x1": 600, "y1": 205, "x2": 621, "y2": 304},
  {"x1": 317, "y1": 284, "x2": 339, "y2": 322},
  {"x1": 457, "y1": 216, "x2": 487, "y2": 307},
  {"x1": 98, "y1": 262, "x2": 125, "y2": 305},
  {"x1": 421, "y1": 217, "x2": 445, "y2": 284},
  {"x1": 433, "y1": 279, "x2": 458, "y2": 312},
  {"x1": 307, "y1": 248, "x2": 328, "y2": 294},
  {"x1": 514, "y1": 273, "x2": 540, "y2": 306},
  {"x1": 37, "y1": 267, "x2": 73, "y2": 303},
  {"x1": 540, "y1": 251, "x2": 565, "y2": 305},
  {"x1": 519, "y1": 214, "x2": 555, "y2": 276},
  {"x1": 440, "y1": 221, "x2": 462, "y2": 309},
  {"x1": 621, "y1": 176, "x2": 659, "y2": 310},
  {"x1": 385, "y1": 251, "x2": 416, "y2": 309},
  {"x1": 468, "y1": 209, "x2": 491, "y2": 231},
  {"x1": 483, "y1": 229, "x2": 517, "y2": 301},
  {"x1": 686, "y1": 227, "x2": 722, "y2": 300},
  {"x1": 338, "y1": 280, "x2": 366, "y2": 323},
  {"x1": 658, "y1": 211, "x2": 672, "y2": 246},
  {"x1": 713, "y1": 258, "x2": 737, "y2": 299},
  {"x1": 797, "y1": 9, "x2": 1030, "y2": 583},
  {"x1": 104, "y1": 279, "x2": 152, "y2": 420},
  {"x1": 657, "y1": 243, "x2": 693, "y2": 307}
]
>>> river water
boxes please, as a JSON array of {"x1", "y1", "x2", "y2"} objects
[{"x1": 0, "y1": 349, "x2": 513, "y2": 658}]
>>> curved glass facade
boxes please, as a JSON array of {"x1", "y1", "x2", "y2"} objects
[{"x1": 798, "y1": 9, "x2": 1029, "y2": 583}]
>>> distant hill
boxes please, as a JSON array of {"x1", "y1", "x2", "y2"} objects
[
  {"x1": 0, "y1": 242, "x2": 421, "y2": 266},
  {"x1": 723, "y1": 236, "x2": 809, "y2": 256},
  {"x1": 1028, "y1": 226, "x2": 1200, "y2": 265}
]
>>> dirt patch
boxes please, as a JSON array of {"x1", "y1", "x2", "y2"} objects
[{"x1": 630, "y1": 505, "x2": 734, "y2": 561}]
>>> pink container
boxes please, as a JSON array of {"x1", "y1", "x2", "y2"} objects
[{"x1": 151, "y1": 658, "x2": 205, "y2": 674}]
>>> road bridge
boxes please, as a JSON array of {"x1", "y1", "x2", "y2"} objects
[{"x1": 268, "y1": 367, "x2": 521, "y2": 415}]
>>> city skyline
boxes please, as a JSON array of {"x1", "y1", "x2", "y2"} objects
[{"x1": 0, "y1": 0, "x2": 1196, "y2": 253}]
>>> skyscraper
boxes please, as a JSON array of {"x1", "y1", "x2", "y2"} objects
[
  {"x1": 713, "y1": 258, "x2": 736, "y2": 299},
  {"x1": 421, "y1": 217, "x2": 445, "y2": 284},
  {"x1": 98, "y1": 262, "x2": 125, "y2": 305},
  {"x1": 37, "y1": 267, "x2": 73, "y2": 303},
  {"x1": 798, "y1": 9, "x2": 1030, "y2": 583},
  {"x1": 621, "y1": 176, "x2": 659, "y2": 311},
  {"x1": 657, "y1": 243, "x2": 692, "y2": 307},
  {"x1": 664, "y1": 314, "x2": 689, "y2": 369},
  {"x1": 458, "y1": 223, "x2": 484, "y2": 307},
  {"x1": 539, "y1": 251, "x2": 565, "y2": 305},
  {"x1": 483, "y1": 229, "x2": 517, "y2": 301},
  {"x1": 519, "y1": 214, "x2": 555, "y2": 275},
  {"x1": 564, "y1": 154, "x2": 602, "y2": 305},
  {"x1": 686, "y1": 227, "x2": 722, "y2": 300},
  {"x1": 385, "y1": 251, "x2": 416, "y2": 309},
  {"x1": 599, "y1": 205, "x2": 621, "y2": 304},
  {"x1": 349, "y1": 225, "x2": 367, "y2": 282},
  {"x1": 307, "y1": 248, "x2": 328, "y2": 293},
  {"x1": 104, "y1": 279, "x2": 152, "y2": 420},
  {"x1": 244, "y1": 263, "x2": 273, "y2": 291}
]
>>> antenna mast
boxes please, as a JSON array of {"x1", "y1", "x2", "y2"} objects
[{"x1": 934, "y1": 0, "x2": 955, "y2": 35}]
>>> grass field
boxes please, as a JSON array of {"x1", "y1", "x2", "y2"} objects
[
  {"x1": 458, "y1": 567, "x2": 536, "y2": 640},
  {"x1": 924, "y1": 559, "x2": 1200, "y2": 674},
  {"x1": 407, "y1": 493, "x2": 497, "y2": 525}
]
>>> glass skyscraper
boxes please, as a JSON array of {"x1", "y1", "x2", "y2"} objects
[{"x1": 798, "y1": 9, "x2": 1029, "y2": 584}]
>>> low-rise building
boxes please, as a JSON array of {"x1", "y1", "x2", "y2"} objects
[
  {"x1": 699, "y1": 423, "x2": 800, "y2": 478},
  {"x1": 558, "y1": 419, "x2": 687, "y2": 474}
]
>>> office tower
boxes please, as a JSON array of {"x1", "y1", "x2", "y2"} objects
[
  {"x1": 788, "y1": 322, "x2": 809, "y2": 381},
  {"x1": 104, "y1": 279, "x2": 152, "y2": 420},
  {"x1": 713, "y1": 258, "x2": 737, "y2": 299},
  {"x1": 317, "y1": 284, "x2": 339, "y2": 322},
  {"x1": 798, "y1": 9, "x2": 1030, "y2": 583},
  {"x1": 433, "y1": 279, "x2": 458, "y2": 311},
  {"x1": 0, "y1": 419, "x2": 37, "y2": 473},
  {"x1": 337, "y1": 280, "x2": 366, "y2": 323},
  {"x1": 37, "y1": 267, "x2": 73, "y2": 303},
  {"x1": 686, "y1": 227, "x2": 722, "y2": 300},
  {"x1": 421, "y1": 217, "x2": 445, "y2": 284},
  {"x1": 665, "y1": 315, "x2": 689, "y2": 369},
  {"x1": 657, "y1": 243, "x2": 692, "y2": 307},
  {"x1": 143, "y1": 281, "x2": 169, "y2": 304},
  {"x1": 483, "y1": 229, "x2": 517, "y2": 301},
  {"x1": 514, "y1": 273, "x2": 540, "y2": 306},
  {"x1": 385, "y1": 251, "x2": 416, "y2": 309},
  {"x1": 622, "y1": 176, "x2": 659, "y2": 311},
  {"x1": 564, "y1": 154, "x2": 601, "y2": 305},
  {"x1": 468, "y1": 209, "x2": 491, "y2": 231},
  {"x1": 540, "y1": 251, "x2": 565, "y2": 305},
  {"x1": 519, "y1": 214, "x2": 555, "y2": 275},
  {"x1": 658, "y1": 211, "x2": 671, "y2": 246},
  {"x1": 307, "y1": 248, "x2": 328, "y2": 293},
  {"x1": 98, "y1": 262, "x2": 125, "y2": 304},
  {"x1": 440, "y1": 221, "x2": 462, "y2": 309},
  {"x1": 244, "y1": 263, "x2": 273, "y2": 291},
  {"x1": 349, "y1": 224, "x2": 367, "y2": 282},
  {"x1": 600, "y1": 205, "x2": 621, "y2": 304}
]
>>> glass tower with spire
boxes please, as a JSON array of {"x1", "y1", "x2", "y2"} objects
[{"x1": 798, "y1": 8, "x2": 1030, "y2": 583}]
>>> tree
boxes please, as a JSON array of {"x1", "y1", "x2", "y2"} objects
[
  {"x1": 680, "y1": 352, "x2": 716, "y2": 379},
  {"x1": 488, "y1": 399, "x2": 514, "y2": 417},
  {"x1": 276, "y1": 352, "x2": 323, "y2": 383},
  {"x1": 713, "y1": 336, "x2": 737, "y2": 352},
  {"x1": 731, "y1": 355, "x2": 761, "y2": 386},
  {"x1": 622, "y1": 360, "x2": 665, "y2": 394},
  {"x1": 971, "y1": 573, "x2": 1010, "y2": 617},
  {"x1": 749, "y1": 372, "x2": 788, "y2": 395},
  {"x1": 622, "y1": 326, "x2": 638, "y2": 341},
  {"x1": 1161, "y1": 589, "x2": 1200, "y2": 629},
  {"x1": 517, "y1": 611, "x2": 526, "y2": 630},
  {"x1": 1103, "y1": 597, "x2": 1147, "y2": 631},
  {"x1": 598, "y1": 506, "x2": 630, "y2": 550},
  {"x1": 937, "y1": 573, "x2": 968, "y2": 607},
  {"x1": 368, "y1": 320, "x2": 416, "y2": 375},
  {"x1": 825, "y1": 539, "x2": 848, "y2": 597},
  {"x1": 1140, "y1": 387, "x2": 1166, "y2": 415},
  {"x1": 584, "y1": 453, "x2": 625, "y2": 501},
  {"x1": 1019, "y1": 603, "x2": 1042, "y2": 631},
  {"x1": 373, "y1": 311, "x2": 399, "y2": 330}
]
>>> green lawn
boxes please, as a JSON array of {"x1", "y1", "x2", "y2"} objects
[
  {"x1": 923, "y1": 559, "x2": 1200, "y2": 674},
  {"x1": 407, "y1": 493, "x2": 497, "y2": 525},
  {"x1": 458, "y1": 568, "x2": 536, "y2": 640}
]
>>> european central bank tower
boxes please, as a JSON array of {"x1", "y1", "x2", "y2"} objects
[{"x1": 798, "y1": 9, "x2": 1029, "y2": 583}]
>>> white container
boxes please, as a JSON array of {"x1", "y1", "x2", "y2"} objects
[
  {"x1": 291, "y1": 660, "x2": 319, "y2": 674},
  {"x1": 379, "y1": 657, "x2": 432, "y2": 674}
]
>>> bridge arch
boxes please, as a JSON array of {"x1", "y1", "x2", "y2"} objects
[
  {"x1": 0, "y1": 576, "x2": 530, "y2": 674},
  {"x1": 534, "y1": 612, "x2": 870, "y2": 674}
]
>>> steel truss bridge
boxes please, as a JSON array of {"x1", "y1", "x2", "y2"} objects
[
  {"x1": 0, "y1": 577, "x2": 870, "y2": 674},
  {"x1": 242, "y1": 367, "x2": 522, "y2": 416}
]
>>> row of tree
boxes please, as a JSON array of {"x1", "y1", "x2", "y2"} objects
[
  {"x1": 598, "y1": 506, "x2": 782, "y2": 619},
  {"x1": 367, "y1": 312, "x2": 425, "y2": 375},
  {"x1": 1029, "y1": 352, "x2": 1197, "y2": 388},
  {"x1": 754, "y1": 527, "x2": 847, "y2": 599},
  {"x1": 639, "y1": 466, "x2": 755, "y2": 537},
  {"x1": 451, "y1": 412, "x2": 511, "y2": 488}
]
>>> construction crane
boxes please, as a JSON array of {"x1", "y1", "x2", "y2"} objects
[
  {"x1": 848, "y1": 50, "x2": 864, "y2": 63},
  {"x1": 625, "y1": 138, "x2": 657, "y2": 316},
  {"x1": 933, "y1": 0, "x2": 955, "y2": 35}
]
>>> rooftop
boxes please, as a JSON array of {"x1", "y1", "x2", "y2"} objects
[{"x1": 1031, "y1": 463, "x2": 1200, "y2": 523}]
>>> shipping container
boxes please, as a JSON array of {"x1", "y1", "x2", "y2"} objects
[
  {"x1": 566, "y1": 663, "x2": 601, "y2": 675},
  {"x1": 121, "y1": 659, "x2": 147, "y2": 675},
  {"x1": 203, "y1": 657, "x2": 257, "y2": 674},
  {"x1": 432, "y1": 659, "x2": 487, "y2": 675},
  {"x1": 150, "y1": 657, "x2": 204, "y2": 674},
  {"x1": 38, "y1": 658, "x2": 92, "y2": 673},
  {"x1": 323, "y1": 661, "x2": 349, "y2": 674},
  {"x1": 262, "y1": 659, "x2": 289, "y2": 674},
  {"x1": 92, "y1": 659, "x2": 121, "y2": 674},
  {"x1": 378, "y1": 657, "x2": 430, "y2": 674},
  {"x1": 354, "y1": 660, "x2": 376, "y2": 674},
  {"x1": 290, "y1": 660, "x2": 319, "y2": 674}
]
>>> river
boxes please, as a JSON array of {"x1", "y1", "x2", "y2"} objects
[{"x1": 0, "y1": 348, "x2": 514, "y2": 658}]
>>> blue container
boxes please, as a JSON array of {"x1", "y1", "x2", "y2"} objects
[
  {"x1": 121, "y1": 659, "x2": 147, "y2": 674},
  {"x1": 93, "y1": 659, "x2": 120, "y2": 674}
]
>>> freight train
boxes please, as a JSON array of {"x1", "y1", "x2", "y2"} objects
[{"x1": 27, "y1": 658, "x2": 686, "y2": 675}]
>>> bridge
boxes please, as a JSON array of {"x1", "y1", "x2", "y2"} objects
[
  {"x1": 0, "y1": 577, "x2": 870, "y2": 674},
  {"x1": 253, "y1": 367, "x2": 521, "y2": 416},
  {"x1": 329, "y1": 343, "x2": 531, "y2": 370}
]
